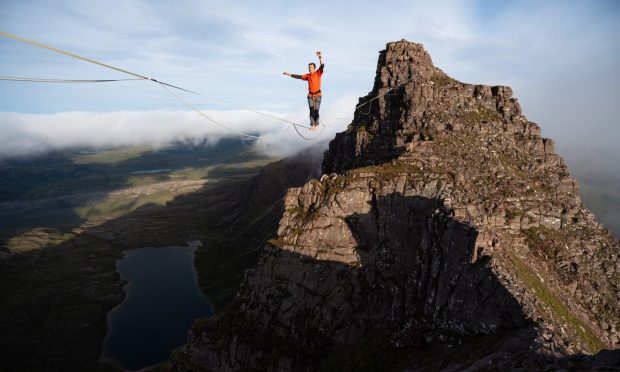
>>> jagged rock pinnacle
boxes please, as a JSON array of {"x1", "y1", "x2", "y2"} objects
[
  {"x1": 165, "y1": 39, "x2": 620, "y2": 371},
  {"x1": 323, "y1": 40, "x2": 523, "y2": 174},
  {"x1": 372, "y1": 39, "x2": 438, "y2": 91}
]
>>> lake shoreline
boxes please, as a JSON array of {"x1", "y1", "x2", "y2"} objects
[{"x1": 100, "y1": 241, "x2": 214, "y2": 371}]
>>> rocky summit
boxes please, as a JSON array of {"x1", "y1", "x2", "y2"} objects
[{"x1": 166, "y1": 40, "x2": 620, "y2": 371}]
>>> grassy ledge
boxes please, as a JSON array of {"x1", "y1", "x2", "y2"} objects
[{"x1": 509, "y1": 253, "x2": 604, "y2": 353}]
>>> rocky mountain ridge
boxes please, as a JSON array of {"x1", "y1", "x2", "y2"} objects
[{"x1": 167, "y1": 40, "x2": 620, "y2": 371}]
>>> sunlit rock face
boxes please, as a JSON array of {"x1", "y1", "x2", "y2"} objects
[{"x1": 165, "y1": 40, "x2": 620, "y2": 371}]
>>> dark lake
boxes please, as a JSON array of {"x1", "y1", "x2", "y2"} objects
[{"x1": 101, "y1": 242, "x2": 213, "y2": 371}]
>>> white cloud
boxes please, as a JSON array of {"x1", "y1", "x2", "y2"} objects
[
  {"x1": 1, "y1": 0, "x2": 618, "y2": 168},
  {"x1": 0, "y1": 94, "x2": 356, "y2": 160}
]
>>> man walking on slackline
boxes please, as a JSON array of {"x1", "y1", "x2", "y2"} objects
[{"x1": 283, "y1": 51, "x2": 324, "y2": 130}]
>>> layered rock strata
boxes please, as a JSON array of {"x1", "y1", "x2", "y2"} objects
[{"x1": 168, "y1": 40, "x2": 620, "y2": 371}]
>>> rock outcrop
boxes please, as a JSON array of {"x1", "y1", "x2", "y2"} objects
[{"x1": 167, "y1": 40, "x2": 620, "y2": 370}]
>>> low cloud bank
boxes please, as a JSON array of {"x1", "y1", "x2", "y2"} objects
[{"x1": 0, "y1": 94, "x2": 358, "y2": 160}]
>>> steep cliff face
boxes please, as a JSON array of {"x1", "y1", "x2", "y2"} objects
[
  {"x1": 193, "y1": 151, "x2": 322, "y2": 312},
  {"x1": 168, "y1": 40, "x2": 620, "y2": 370}
]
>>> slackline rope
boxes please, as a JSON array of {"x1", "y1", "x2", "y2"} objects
[
  {"x1": 0, "y1": 31, "x2": 197, "y2": 95},
  {"x1": 177, "y1": 93, "x2": 312, "y2": 131},
  {"x1": 157, "y1": 82, "x2": 261, "y2": 139},
  {"x1": 187, "y1": 76, "x2": 414, "y2": 133},
  {"x1": 0, "y1": 76, "x2": 144, "y2": 83},
  {"x1": 0, "y1": 31, "x2": 268, "y2": 139},
  {"x1": 1, "y1": 31, "x2": 416, "y2": 141}
]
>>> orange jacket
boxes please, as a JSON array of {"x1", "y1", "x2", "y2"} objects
[{"x1": 302, "y1": 64, "x2": 324, "y2": 96}]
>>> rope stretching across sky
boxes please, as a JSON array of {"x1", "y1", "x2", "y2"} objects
[{"x1": 0, "y1": 31, "x2": 414, "y2": 141}]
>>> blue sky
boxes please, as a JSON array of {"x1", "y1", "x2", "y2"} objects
[{"x1": 0, "y1": 0, "x2": 619, "y2": 160}]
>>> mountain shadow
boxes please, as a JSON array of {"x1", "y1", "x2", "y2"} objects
[
  {"x1": 169, "y1": 194, "x2": 537, "y2": 371},
  {"x1": 171, "y1": 192, "x2": 620, "y2": 370}
]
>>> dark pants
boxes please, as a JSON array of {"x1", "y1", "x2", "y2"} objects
[{"x1": 307, "y1": 95, "x2": 322, "y2": 127}]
